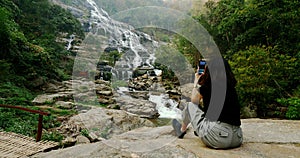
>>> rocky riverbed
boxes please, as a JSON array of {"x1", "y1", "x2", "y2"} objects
[{"x1": 31, "y1": 76, "x2": 300, "y2": 158}]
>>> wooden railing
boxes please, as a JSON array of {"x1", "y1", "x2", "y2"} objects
[{"x1": 0, "y1": 104, "x2": 50, "y2": 142}]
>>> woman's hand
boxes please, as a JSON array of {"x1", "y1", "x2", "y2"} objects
[
  {"x1": 191, "y1": 71, "x2": 203, "y2": 104},
  {"x1": 194, "y1": 68, "x2": 205, "y2": 87}
]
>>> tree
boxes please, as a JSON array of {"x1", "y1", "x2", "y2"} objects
[
  {"x1": 195, "y1": 0, "x2": 300, "y2": 57},
  {"x1": 230, "y1": 46, "x2": 299, "y2": 117}
]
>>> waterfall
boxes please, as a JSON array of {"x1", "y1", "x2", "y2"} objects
[
  {"x1": 66, "y1": 34, "x2": 75, "y2": 50},
  {"x1": 86, "y1": 0, "x2": 158, "y2": 80},
  {"x1": 61, "y1": 0, "x2": 182, "y2": 119}
]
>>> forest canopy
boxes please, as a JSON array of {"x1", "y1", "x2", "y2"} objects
[{"x1": 0, "y1": 0, "x2": 84, "y2": 104}]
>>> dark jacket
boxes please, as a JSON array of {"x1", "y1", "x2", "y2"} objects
[{"x1": 199, "y1": 58, "x2": 241, "y2": 126}]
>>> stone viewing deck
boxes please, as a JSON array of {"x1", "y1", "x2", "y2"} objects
[{"x1": 32, "y1": 118, "x2": 300, "y2": 158}]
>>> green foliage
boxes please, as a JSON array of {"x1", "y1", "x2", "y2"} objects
[
  {"x1": 0, "y1": 111, "x2": 38, "y2": 136},
  {"x1": 0, "y1": 0, "x2": 85, "y2": 140},
  {"x1": 100, "y1": 127, "x2": 110, "y2": 139},
  {"x1": 138, "y1": 28, "x2": 173, "y2": 43},
  {"x1": 0, "y1": 60, "x2": 11, "y2": 82},
  {"x1": 0, "y1": 0, "x2": 84, "y2": 92},
  {"x1": 173, "y1": 35, "x2": 200, "y2": 67},
  {"x1": 153, "y1": 62, "x2": 176, "y2": 82},
  {"x1": 277, "y1": 97, "x2": 300, "y2": 120},
  {"x1": 100, "y1": 51, "x2": 122, "y2": 66},
  {"x1": 155, "y1": 45, "x2": 191, "y2": 77},
  {"x1": 0, "y1": 7, "x2": 26, "y2": 60},
  {"x1": 0, "y1": 82, "x2": 34, "y2": 106},
  {"x1": 42, "y1": 106, "x2": 77, "y2": 118},
  {"x1": 80, "y1": 129, "x2": 89, "y2": 138},
  {"x1": 42, "y1": 131, "x2": 64, "y2": 142},
  {"x1": 196, "y1": 0, "x2": 300, "y2": 57},
  {"x1": 230, "y1": 46, "x2": 299, "y2": 117}
]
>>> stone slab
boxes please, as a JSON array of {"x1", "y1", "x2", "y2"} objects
[{"x1": 32, "y1": 119, "x2": 300, "y2": 158}]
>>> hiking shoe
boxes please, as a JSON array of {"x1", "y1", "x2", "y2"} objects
[{"x1": 172, "y1": 119, "x2": 186, "y2": 139}]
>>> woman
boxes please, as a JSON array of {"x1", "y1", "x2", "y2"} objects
[{"x1": 172, "y1": 57, "x2": 243, "y2": 149}]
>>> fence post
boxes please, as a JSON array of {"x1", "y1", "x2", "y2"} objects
[{"x1": 36, "y1": 114, "x2": 44, "y2": 142}]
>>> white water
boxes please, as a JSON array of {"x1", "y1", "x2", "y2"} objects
[
  {"x1": 117, "y1": 87, "x2": 182, "y2": 119},
  {"x1": 66, "y1": 34, "x2": 75, "y2": 50},
  {"x1": 149, "y1": 94, "x2": 182, "y2": 119},
  {"x1": 86, "y1": 0, "x2": 158, "y2": 80}
]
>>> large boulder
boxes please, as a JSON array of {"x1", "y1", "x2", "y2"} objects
[
  {"x1": 116, "y1": 96, "x2": 160, "y2": 119},
  {"x1": 57, "y1": 107, "x2": 155, "y2": 140}
]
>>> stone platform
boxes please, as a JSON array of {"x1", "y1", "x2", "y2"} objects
[{"x1": 32, "y1": 119, "x2": 300, "y2": 158}]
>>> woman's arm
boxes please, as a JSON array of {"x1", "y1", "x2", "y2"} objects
[
  {"x1": 191, "y1": 72, "x2": 203, "y2": 105},
  {"x1": 191, "y1": 86, "x2": 202, "y2": 105}
]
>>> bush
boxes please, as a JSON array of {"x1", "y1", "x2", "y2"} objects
[
  {"x1": 42, "y1": 131, "x2": 64, "y2": 143},
  {"x1": 0, "y1": 82, "x2": 34, "y2": 106},
  {"x1": 230, "y1": 46, "x2": 299, "y2": 117},
  {"x1": 277, "y1": 97, "x2": 300, "y2": 120}
]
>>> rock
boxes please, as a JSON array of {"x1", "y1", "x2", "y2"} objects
[
  {"x1": 55, "y1": 101, "x2": 74, "y2": 109},
  {"x1": 122, "y1": 90, "x2": 149, "y2": 100},
  {"x1": 103, "y1": 126, "x2": 176, "y2": 152},
  {"x1": 61, "y1": 137, "x2": 77, "y2": 147},
  {"x1": 76, "y1": 135, "x2": 90, "y2": 144},
  {"x1": 32, "y1": 119, "x2": 300, "y2": 158},
  {"x1": 241, "y1": 118, "x2": 300, "y2": 143},
  {"x1": 56, "y1": 122, "x2": 82, "y2": 139},
  {"x1": 98, "y1": 96, "x2": 115, "y2": 104},
  {"x1": 88, "y1": 132, "x2": 102, "y2": 142},
  {"x1": 29, "y1": 77, "x2": 45, "y2": 88},
  {"x1": 180, "y1": 83, "x2": 194, "y2": 101},
  {"x1": 32, "y1": 79, "x2": 114, "y2": 105},
  {"x1": 117, "y1": 96, "x2": 160, "y2": 119},
  {"x1": 32, "y1": 126, "x2": 198, "y2": 158},
  {"x1": 43, "y1": 82, "x2": 62, "y2": 93},
  {"x1": 62, "y1": 107, "x2": 155, "y2": 139},
  {"x1": 32, "y1": 93, "x2": 73, "y2": 105}
]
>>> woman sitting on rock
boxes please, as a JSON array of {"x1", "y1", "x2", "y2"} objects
[{"x1": 172, "y1": 57, "x2": 243, "y2": 149}]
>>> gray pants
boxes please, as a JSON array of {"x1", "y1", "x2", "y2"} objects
[{"x1": 182, "y1": 102, "x2": 243, "y2": 149}]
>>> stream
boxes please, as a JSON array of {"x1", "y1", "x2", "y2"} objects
[{"x1": 116, "y1": 86, "x2": 182, "y2": 121}]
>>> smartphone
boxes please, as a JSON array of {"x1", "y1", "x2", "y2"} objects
[{"x1": 198, "y1": 60, "x2": 206, "y2": 74}]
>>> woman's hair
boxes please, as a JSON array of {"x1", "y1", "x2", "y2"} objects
[{"x1": 199, "y1": 57, "x2": 237, "y2": 88}]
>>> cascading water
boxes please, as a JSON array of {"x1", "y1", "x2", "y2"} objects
[
  {"x1": 64, "y1": 0, "x2": 181, "y2": 120},
  {"x1": 86, "y1": 0, "x2": 158, "y2": 81},
  {"x1": 149, "y1": 94, "x2": 182, "y2": 119},
  {"x1": 66, "y1": 34, "x2": 75, "y2": 50}
]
